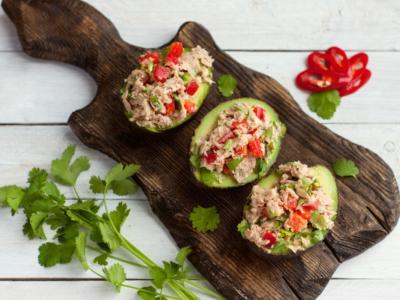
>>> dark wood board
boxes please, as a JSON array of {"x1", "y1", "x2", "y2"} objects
[{"x1": 3, "y1": 0, "x2": 399, "y2": 299}]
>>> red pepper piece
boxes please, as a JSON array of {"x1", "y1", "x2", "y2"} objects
[
  {"x1": 286, "y1": 212, "x2": 308, "y2": 233},
  {"x1": 231, "y1": 120, "x2": 249, "y2": 130},
  {"x1": 183, "y1": 100, "x2": 196, "y2": 114},
  {"x1": 186, "y1": 80, "x2": 199, "y2": 96},
  {"x1": 153, "y1": 65, "x2": 171, "y2": 83},
  {"x1": 296, "y1": 209, "x2": 311, "y2": 220},
  {"x1": 223, "y1": 164, "x2": 231, "y2": 175},
  {"x1": 218, "y1": 131, "x2": 235, "y2": 144},
  {"x1": 348, "y1": 53, "x2": 369, "y2": 78},
  {"x1": 295, "y1": 69, "x2": 340, "y2": 92},
  {"x1": 204, "y1": 152, "x2": 217, "y2": 164},
  {"x1": 164, "y1": 101, "x2": 175, "y2": 116},
  {"x1": 138, "y1": 51, "x2": 161, "y2": 65},
  {"x1": 253, "y1": 106, "x2": 265, "y2": 121},
  {"x1": 285, "y1": 195, "x2": 298, "y2": 212},
  {"x1": 307, "y1": 51, "x2": 331, "y2": 72},
  {"x1": 262, "y1": 231, "x2": 277, "y2": 248},
  {"x1": 169, "y1": 42, "x2": 183, "y2": 58},
  {"x1": 234, "y1": 145, "x2": 248, "y2": 156},
  {"x1": 327, "y1": 46, "x2": 349, "y2": 75},
  {"x1": 249, "y1": 128, "x2": 257, "y2": 135},
  {"x1": 303, "y1": 201, "x2": 319, "y2": 212},
  {"x1": 247, "y1": 138, "x2": 263, "y2": 158},
  {"x1": 339, "y1": 69, "x2": 371, "y2": 96}
]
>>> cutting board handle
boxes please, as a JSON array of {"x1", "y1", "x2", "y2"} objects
[{"x1": 2, "y1": 0, "x2": 141, "y2": 83}]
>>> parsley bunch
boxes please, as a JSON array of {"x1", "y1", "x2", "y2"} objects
[{"x1": 0, "y1": 145, "x2": 224, "y2": 300}]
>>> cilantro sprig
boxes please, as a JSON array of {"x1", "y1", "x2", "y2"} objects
[
  {"x1": 190, "y1": 206, "x2": 220, "y2": 233},
  {"x1": 217, "y1": 74, "x2": 237, "y2": 97},
  {"x1": 0, "y1": 145, "x2": 224, "y2": 300},
  {"x1": 307, "y1": 90, "x2": 341, "y2": 120},
  {"x1": 333, "y1": 158, "x2": 359, "y2": 177}
]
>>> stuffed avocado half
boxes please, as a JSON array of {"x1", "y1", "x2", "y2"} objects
[
  {"x1": 121, "y1": 42, "x2": 214, "y2": 133},
  {"x1": 190, "y1": 98, "x2": 286, "y2": 188},
  {"x1": 238, "y1": 162, "x2": 338, "y2": 257}
]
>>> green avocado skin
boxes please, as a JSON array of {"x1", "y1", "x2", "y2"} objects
[
  {"x1": 190, "y1": 98, "x2": 286, "y2": 188},
  {"x1": 242, "y1": 165, "x2": 338, "y2": 257}
]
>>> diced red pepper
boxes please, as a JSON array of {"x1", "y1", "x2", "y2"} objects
[
  {"x1": 166, "y1": 54, "x2": 179, "y2": 65},
  {"x1": 164, "y1": 101, "x2": 175, "y2": 116},
  {"x1": 285, "y1": 195, "x2": 298, "y2": 212},
  {"x1": 303, "y1": 201, "x2": 319, "y2": 212},
  {"x1": 253, "y1": 106, "x2": 265, "y2": 121},
  {"x1": 247, "y1": 138, "x2": 263, "y2": 158},
  {"x1": 223, "y1": 164, "x2": 231, "y2": 175},
  {"x1": 218, "y1": 131, "x2": 235, "y2": 144},
  {"x1": 286, "y1": 212, "x2": 308, "y2": 233},
  {"x1": 234, "y1": 145, "x2": 248, "y2": 156},
  {"x1": 262, "y1": 231, "x2": 277, "y2": 248},
  {"x1": 169, "y1": 42, "x2": 183, "y2": 58},
  {"x1": 186, "y1": 80, "x2": 199, "y2": 96},
  {"x1": 183, "y1": 100, "x2": 196, "y2": 114},
  {"x1": 296, "y1": 69, "x2": 340, "y2": 93},
  {"x1": 249, "y1": 128, "x2": 257, "y2": 135},
  {"x1": 153, "y1": 65, "x2": 171, "y2": 83},
  {"x1": 296, "y1": 209, "x2": 311, "y2": 220},
  {"x1": 138, "y1": 51, "x2": 160, "y2": 65},
  {"x1": 204, "y1": 152, "x2": 217, "y2": 164},
  {"x1": 231, "y1": 120, "x2": 249, "y2": 130}
]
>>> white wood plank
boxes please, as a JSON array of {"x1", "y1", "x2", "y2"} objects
[
  {"x1": 0, "y1": 125, "x2": 398, "y2": 280},
  {"x1": 0, "y1": 281, "x2": 215, "y2": 300},
  {"x1": 0, "y1": 51, "x2": 398, "y2": 124},
  {"x1": 1, "y1": 0, "x2": 400, "y2": 51}
]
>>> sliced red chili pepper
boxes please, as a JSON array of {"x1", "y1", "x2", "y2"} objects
[
  {"x1": 169, "y1": 42, "x2": 183, "y2": 58},
  {"x1": 164, "y1": 101, "x2": 175, "y2": 116},
  {"x1": 247, "y1": 138, "x2": 263, "y2": 158},
  {"x1": 262, "y1": 231, "x2": 277, "y2": 248},
  {"x1": 327, "y1": 46, "x2": 349, "y2": 75},
  {"x1": 307, "y1": 51, "x2": 331, "y2": 72},
  {"x1": 234, "y1": 145, "x2": 248, "y2": 156},
  {"x1": 153, "y1": 65, "x2": 171, "y2": 83},
  {"x1": 348, "y1": 53, "x2": 369, "y2": 78},
  {"x1": 186, "y1": 80, "x2": 199, "y2": 96},
  {"x1": 183, "y1": 100, "x2": 196, "y2": 114},
  {"x1": 286, "y1": 212, "x2": 308, "y2": 233},
  {"x1": 204, "y1": 152, "x2": 217, "y2": 164},
  {"x1": 138, "y1": 51, "x2": 161, "y2": 65},
  {"x1": 338, "y1": 69, "x2": 371, "y2": 96},
  {"x1": 295, "y1": 69, "x2": 340, "y2": 93},
  {"x1": 218, "y1": 131, "x2": 235, "y2": 144},
  {"x1": 253, "y1": 106, "x2": 265, "y2": 121},
  {"x1": 231, "y1": 120, "x2": 249, "y2": 130}
]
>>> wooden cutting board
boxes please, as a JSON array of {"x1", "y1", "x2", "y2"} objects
[{"x1": 3, "y1": 0, "x2": 399, "y2": 299}]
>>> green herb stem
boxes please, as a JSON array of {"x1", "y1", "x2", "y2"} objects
[{"x1": 87, "y1": 245, "x2": 147, "y2": 268}]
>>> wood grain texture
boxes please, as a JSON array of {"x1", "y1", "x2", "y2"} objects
[{"x1": 2, "y1": 0, "x2": 399, "y2": 299}]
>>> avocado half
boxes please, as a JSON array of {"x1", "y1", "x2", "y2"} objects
[
  {"x1": 189, "y1": 98, "x2": 286, "y2": 188},
  {"x1": 127, "y1": 82, "x2": 211, "y2": 133},
  {"x1": 242, "y1": 165, "x2": 338, "y2": 259}
]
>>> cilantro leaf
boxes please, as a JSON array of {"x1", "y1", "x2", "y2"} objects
[
  {"x1": 189, "y1": 206, "x2": 220, "y2": 233},
  {"x1": 99, "y1": 222, "x2": 121, "y2": 251},
  {"x1": 108, "y1": 202, "x2": 130, "y2": 232},
  {"x1": 149, "y1": 266, "x2": 167, "y2": 289},
  {"x1": 89, "y1": 176, "x2": 106, "y2": 194},
  {"x1": 138, "y1": 286, "x2": 158, "y2": 300},
  {"x1": 110, "y1": 179, "x2": 137, "y2": 196},
  {"x1": 105, "y1": 164, "x2": 140, "y2": 186},
  {"x1": 217, "y1": 74, "x2": 237, "y2": 97},
  {"x1": 237, "y1": 219, "x2": 250, "y2": 238},
  {"x1": 103, "y1": 263, "x2": 126, "y2": 292},
  {"x1": 307, "y1": 90, "x2": 341, "y2": 120},
  {"x1": 75, "y1": 232, "x2": 89, "y2": 270},
  {"x1": 0, "y1": 185, "x2": 25, "y2": 214},
  {"x1": 333, "y1": 158, "x2": 359, "y2": 177},
  {"x1": 93, "y1": 253, "x2": 109, "y2": 266},
  {"x1": 30, "y1": 211, "x2": 48, "y2": 239},
  {"x1": 51, "y1": 145, "x2": 90, "y2": 186},
  {"x1": 175, "y1": 246, "x2": 192, "y2": 267},
  {"x1": 38, "y1": 242, "x2": 74, "y2": 267}
]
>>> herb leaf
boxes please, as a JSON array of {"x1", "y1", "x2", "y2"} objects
[
  {"x1": 51, "y1": 145, "x2": 90, "y2": 186},
  {"x1": 75, "y1": 232, "x2": 89, "y2": 270},
  {"x1": 333, "y1": 158, "x2": 359, "y2": 177},
  {"x1": 307, "y1": 90, "x2": 341, "y2": 120},
  {"x1": 217, "y1": 74, "x2": 237, "y2": 97},
  {"x1": 103, "y1": 263, "x2": 126, "y2": 292},
  {"x1": 237, "y1": 220, "x2": 250, "y2": 238},
  {"x1": 175, "y1": 246, "x2": 192, "y2": 267},
  {"x1": 189, "y1": 206, "x2": 220, "y2": 233}
]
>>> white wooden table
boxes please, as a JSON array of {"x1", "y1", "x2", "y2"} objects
[{"x1": 0, "y1": 1, "x2": 399, "y2": 299}]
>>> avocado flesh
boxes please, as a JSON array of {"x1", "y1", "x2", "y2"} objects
[
  {"x1": 250, "y1": 165, "x2": 338, "y2": 255},
  {"x1": 190, "y1": 98, "x2": 286, "y2": 188},
  {"x1": 142, "y1": 82, "x2": 210, "y2": 133}
]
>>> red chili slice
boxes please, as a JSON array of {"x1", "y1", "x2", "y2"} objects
[
  {"x1": 186, "y1": 80, "x2": 199, "y2": 96},
  {"x1": 253, "y1": 106, "x2": 265, "y2": 121},
  {"x1": 262, "y1": 231, "x2": 277, "y2": 248},
  {"x1": 218, "y1": 131, "x2": 235, "y2": 144},
  {"x1": 247, "y1": 138, "x2": 263, "y2": 158},
  {"x1": 338, "y1": 69, "x2": 371, "y2": 96},
  {"x1": 153, "y1": 65, "x2": 171, "y2": 83},
  {"x1": 204, "y1": 152, "x2": 217, "y2": 164},
  {"x1": 348, "y1": 53, "x2": 369, "y2": 78},
  {"x1": 327, "y1": 46, "x2": 349, "y2": 75},
  {"x1": 296, "y1": 69, "x2": 340, "y2": 92},
  {"x1": 164, "y1": 101, "x2": 175, "y2": 116},
  {"x1": 307, "y1": 51, "x2": 331, "y2": 72},
  {"x1": 183, "y1": 100, "x2": 196, "y2": 114}
]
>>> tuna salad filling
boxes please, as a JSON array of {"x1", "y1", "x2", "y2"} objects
[
  {"x1": 121, "y1": 42, "x2": 213, "y2": 130},
  {"x1": 239, "y1": 162, "x2": 336, "y2": 254},
  {"x1": 195, "y1": 103, "x2": 284, "y2": 184}
]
